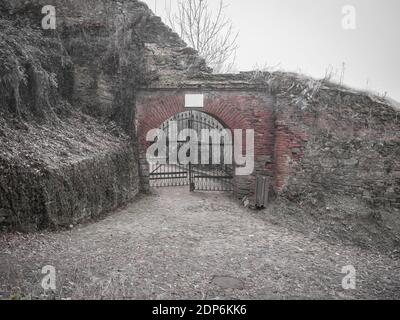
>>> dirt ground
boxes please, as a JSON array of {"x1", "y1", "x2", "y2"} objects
[{"x1": 0, "y1": 187, "x2": 399, "y2": 300}]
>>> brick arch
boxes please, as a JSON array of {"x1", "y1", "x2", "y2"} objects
[
  {"x1": 205, "y1": 94, "x2": 274, "y2": 157},
  {"x1": 136, "y1": 90, "x2": 276, "y2": 198},
  {"x1": 137, "y1": 94, "x2": 185, "y2": 148},
  {"x1": 204, "y1": 97, "x2": 251, "y2": 129},
  {"x1": 136, "y1": 94, "x2": 254, "y2": 141}
]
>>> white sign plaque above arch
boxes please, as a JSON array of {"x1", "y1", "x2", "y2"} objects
[{"x1": 185, "y1": 94, "x2": 204, "y2": 108}]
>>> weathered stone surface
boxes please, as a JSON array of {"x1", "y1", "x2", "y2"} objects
[
  {"x1": 1, "y1": 1, "x2": 399, "y2": 236},
  {"x1": 0, "y1": 0, "x2": 213, "y2": 230}
]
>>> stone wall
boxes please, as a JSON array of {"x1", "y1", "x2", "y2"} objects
[
  {"x1": 264, "y1": 73, "x2": 399, "y2": 204},
  {"x1": 261, "y1": 72, "x2": 400, "y2": 235},
  {"x1": 0, "y1": 0, "x2": 206, "y2": 230},
  {"x1": 137, "y1": 70, "x2": 399, "y2": 227},
  {"x1": 0, "y1": 121, "x2": 138, "y2": 231}
]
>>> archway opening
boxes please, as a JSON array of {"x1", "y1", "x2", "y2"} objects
[{"x1": 148, "y1": 110, "x2": 234, "y2": 192}]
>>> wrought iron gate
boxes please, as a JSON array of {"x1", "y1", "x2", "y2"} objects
[{"x1": 149, "y1": 111, "x2": 233, "y2": 192}]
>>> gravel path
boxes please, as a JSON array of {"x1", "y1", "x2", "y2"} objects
[{"x1": 1, "y1": 187, "x2": 399, "y2": 300}]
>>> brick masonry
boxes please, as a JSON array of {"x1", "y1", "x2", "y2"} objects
[
  {"x1": 136, "y1": 76, "x2": 399, "y2": 221},
  {"x1": 136, "y1": 89, "x2": 279, "y2": 199}
]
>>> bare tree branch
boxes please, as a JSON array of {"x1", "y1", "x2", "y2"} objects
[{"x1": 165, "y1": 0, "x2": 238, "y2": 73}]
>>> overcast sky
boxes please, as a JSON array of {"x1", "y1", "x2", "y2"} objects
[{"x1": 143, "y1": 0, "x2": 400, "y2": 101}]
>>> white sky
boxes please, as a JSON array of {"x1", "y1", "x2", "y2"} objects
[{"x1": 143, "y1": 0, "x2": 400, "y2": 101}]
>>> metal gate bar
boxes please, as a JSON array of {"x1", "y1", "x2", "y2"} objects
[{"x1": 149, "y1": 110, "x2": 233, "y2": 192}]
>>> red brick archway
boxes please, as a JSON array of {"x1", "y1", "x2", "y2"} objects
[{"x1": 136, "y1": 89, "x2": 276, "y2": 198}]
